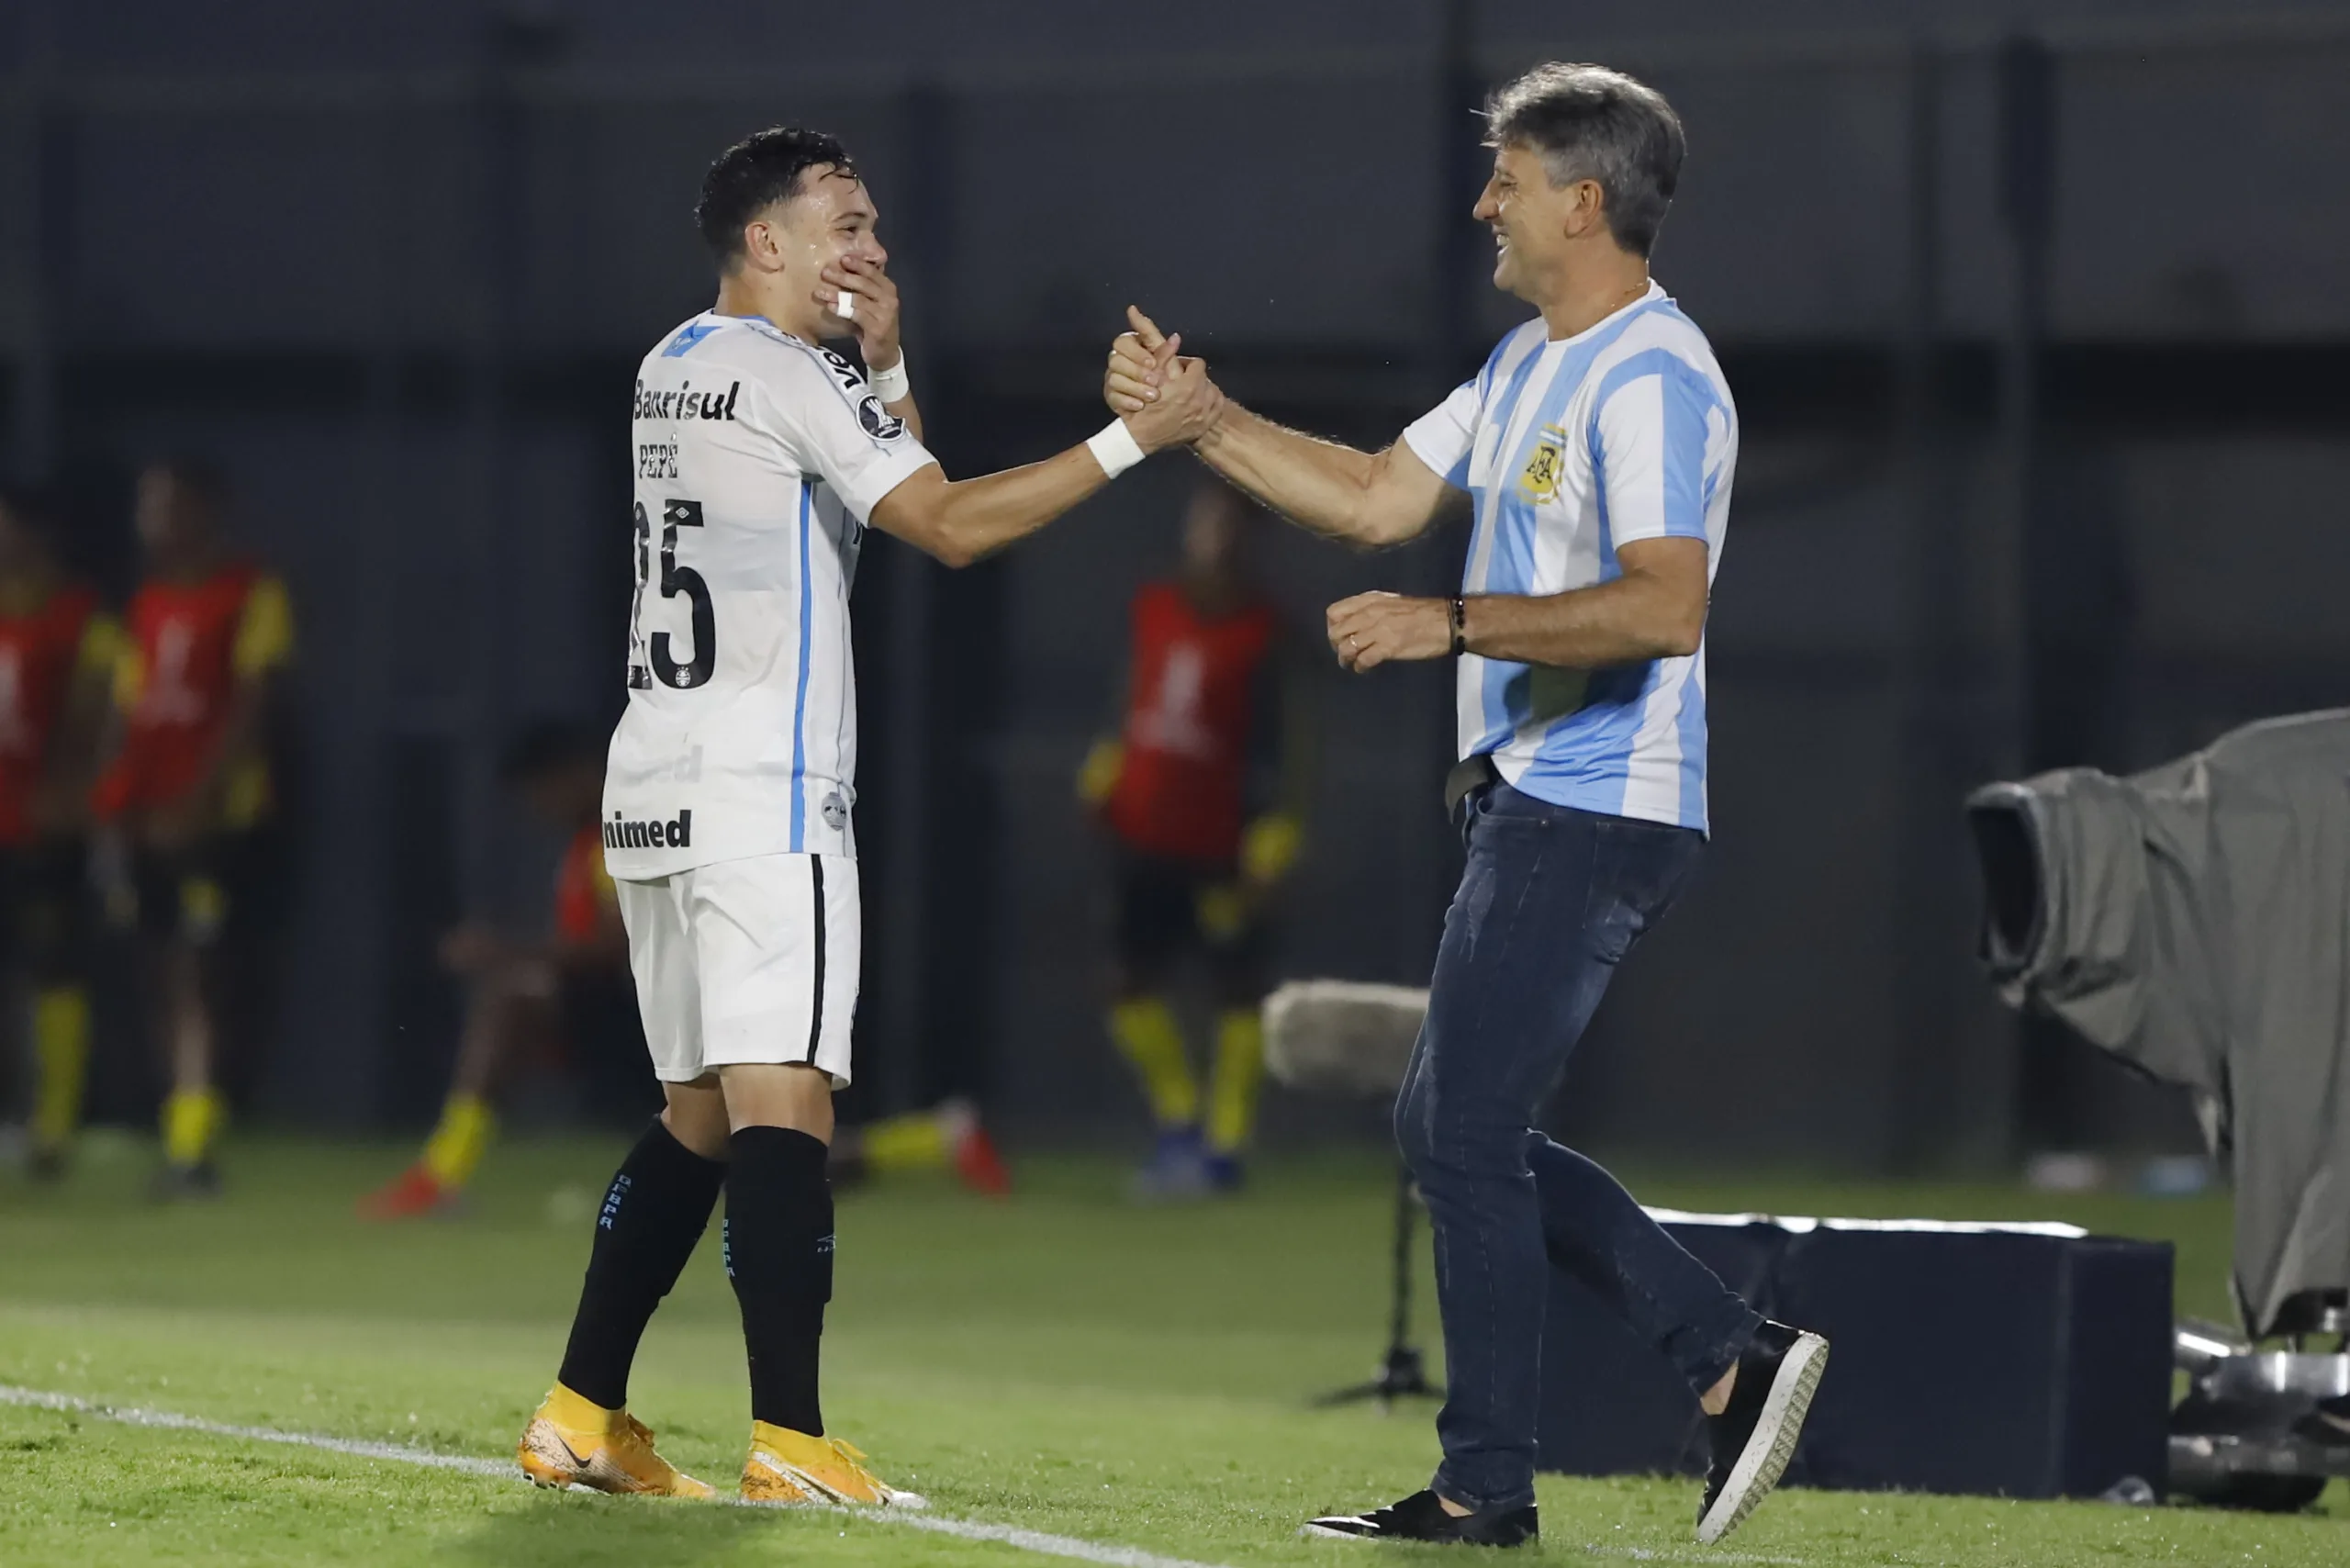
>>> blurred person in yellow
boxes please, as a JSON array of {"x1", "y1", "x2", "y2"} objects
[
  {"x1": 827, "y1": 1098, "x2": 1012, "y2": 1197},
  {"x1": 1079, "y1": 480, "x2": 1307, "y2": 1198},
  {"x1": 361, "y1": 723, "x2": 656, "y2": 1220},
  {"x1": 90, "y1": 458, "x2": 293, "y2": 1200},
  {"x1": 0, "y1": 485, "x2": 123, "y2": 1179}
]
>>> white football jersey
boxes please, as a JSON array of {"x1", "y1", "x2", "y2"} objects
[{"x1": 603, "y1": 310, "x2": 937, "y2": 879}]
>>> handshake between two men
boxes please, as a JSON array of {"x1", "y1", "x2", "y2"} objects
[{"x1": 1102, "y1": 305, "x2": 1494, "y2": 679}]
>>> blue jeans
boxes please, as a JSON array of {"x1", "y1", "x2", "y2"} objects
[{"x1": 1394, "y1": 782, "x2": 1762, "y2": 1512}]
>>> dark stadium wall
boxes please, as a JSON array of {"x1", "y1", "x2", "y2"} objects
[{"x1": 18, "y1": 2, "x2": 2347, "y2": 352}]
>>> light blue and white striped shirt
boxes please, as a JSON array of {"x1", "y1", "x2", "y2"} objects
[{"x1": 1401, "y1": 281, "x2": 1736, "y2": 834}]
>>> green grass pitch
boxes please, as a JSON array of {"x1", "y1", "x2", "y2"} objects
[{"x1": 3, "y1": 1134, "x2": 2344, "y2": 1565}]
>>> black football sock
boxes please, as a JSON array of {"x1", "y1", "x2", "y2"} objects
[
  {"x1": 724, "y1": 1126, "x2": 834, "y2": 1436},
  {"x1": 554, "y1": 1119, "x2": 727, "y2": 1410}
]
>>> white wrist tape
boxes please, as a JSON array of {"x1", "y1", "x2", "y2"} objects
[
  {"x1": 868, "y1": 353, "x2": 911, "y2": 404},
  {"x1": 1085, "y1": 419, "x2": 1148, "y2": 479}
]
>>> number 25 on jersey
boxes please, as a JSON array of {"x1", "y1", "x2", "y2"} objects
[{"x1": 628, "y1": 498, "x2": 717, "y2": 691}]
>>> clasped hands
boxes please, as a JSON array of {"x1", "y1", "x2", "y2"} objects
[
  {"x1": 1102, "y1": 306, "x2": 1453, "y2": 674},
  {"x1": 1101, "y1": 305, "x2": 1224, "y2": 454}
]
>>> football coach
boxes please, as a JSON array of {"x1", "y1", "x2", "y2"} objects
[{"x1": 1105, "y1": 62, "x2": 1827, "y2": 1549}]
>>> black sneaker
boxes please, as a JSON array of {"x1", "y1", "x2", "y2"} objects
[
  {"x1": 1696, "y1": 1320, "x2": 1830, "y2": 1544},
  {"x1": 2293, "y1": 1392, "x2": 2350, "y2": 1446},
  {"x1": 1305, "y1": 1489, "x2": 1538, "y2": 1548}
]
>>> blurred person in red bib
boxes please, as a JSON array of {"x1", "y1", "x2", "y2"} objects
[
  {"x1": 91, "y1": 458, "x2": 293, "y2": 1199},
  {"x1": 0, "y1": 485, "x2": 123, "y2": 1179},
  {"x1": 1078, "y1": 481, "x2": 1308, "y2": 1197}
]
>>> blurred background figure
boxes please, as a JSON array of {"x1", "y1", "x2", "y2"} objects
[
  {"x1": 92, "y1": 458, "x2": 294, "y2": 1199},
  {"x1": 1079, "y1": 482, "x2": 1307, "y2": 1198},
  {"x1": 361, "y1": 722, "x2": 653, "y2": 1219},
  {"x1": 0, "y1": 485, "x2": 120, "y2": 1179},
  {"x1": 829, "y1": 1099, "x2": 1013, "y2": 1196}
]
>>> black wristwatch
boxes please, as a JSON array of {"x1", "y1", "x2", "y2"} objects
[{"x1": 1449, "y1": 596, "x2": 1468, "y2": 656}]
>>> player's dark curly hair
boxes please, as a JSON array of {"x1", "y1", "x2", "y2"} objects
[
  {"x1": 696, "y1": 126, "x2": 858, "y2": 268},
  {"x1": 1483, "y1": 62, "x2": 1685, "y2": 258}
]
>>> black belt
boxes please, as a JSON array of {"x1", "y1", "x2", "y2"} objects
[{"x1": 1444, "y1": 754, "x2": 1501, "y2": 819}]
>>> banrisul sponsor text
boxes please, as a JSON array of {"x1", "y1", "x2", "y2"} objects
[{"x1": 632, "y1": 380, "x2": 741, "y2": 422}]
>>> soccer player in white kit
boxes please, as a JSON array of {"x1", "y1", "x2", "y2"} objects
[{"x1": 516, "y1": 126, "x2": 1220, "y2": 1506}]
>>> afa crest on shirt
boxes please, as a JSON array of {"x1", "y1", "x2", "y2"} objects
[{"x1": 1517, "y1": 424, "x2": 1568, "y2": 502}]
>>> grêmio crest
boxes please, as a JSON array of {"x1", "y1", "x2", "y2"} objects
[{"x1": 1517, "y1": 423, "x2": 1568, "y2": 502}]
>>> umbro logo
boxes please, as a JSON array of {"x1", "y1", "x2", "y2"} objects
[
  {"x1": 605, "y1": 809, "x2": 692, "y2": 850},
  {"x1": 661, "y1": 321, "x2": 722, "y2": 357}
]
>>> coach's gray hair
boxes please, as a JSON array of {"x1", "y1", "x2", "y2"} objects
[{"x1": 1483, "y1": 62, "x2": 1685, "y2": 257}]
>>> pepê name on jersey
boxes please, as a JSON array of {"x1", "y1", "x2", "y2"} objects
[
  {"x1": 632, "y1": 379, "x2": 740, "y2": 423},
  {"x1": 606, "y1": 809, "x2": 692, "y2": 850}
]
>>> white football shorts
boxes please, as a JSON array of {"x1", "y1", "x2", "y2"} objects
[{"x1": 612, "y1": 851, "x2": 860, "y2": 1088}]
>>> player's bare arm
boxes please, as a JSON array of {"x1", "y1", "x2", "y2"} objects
[
  {"x1": 714, "y1": 155, "x2": 1221, "y2": 571},
  {"x1": 1104, "y1": 308, "x2": 1452, "y2": 548},
  {"x1": 869, "y1": 357, "x2": 1223, "y2": 567},
  {"x1": 1326, "y1": 536, "x2": 1708, "y2": 674}
]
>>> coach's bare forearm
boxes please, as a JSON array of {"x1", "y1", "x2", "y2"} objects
[
  {"x1": 873, "y1": 448, "x2": 1111, "y2": 568},
  {"x1": 1194, "y1": 406, "x2": 1430, "y2": 547},
  {"x1": 1464, "y1": 571, "x2": 1706, "y2": 667}
]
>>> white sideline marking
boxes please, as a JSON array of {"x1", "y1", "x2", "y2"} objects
[
  {"x1": 0, "y1": 1383, "x2": 511, "y2": 1478},
  {"x1": 0, "y1": 1384, "x2": 1225, "y2": 1568},
  {"x1": 1, "y1": 1383, "x2": 1805, "y2": 1566}
]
